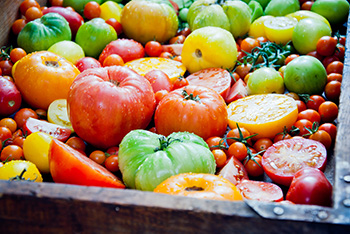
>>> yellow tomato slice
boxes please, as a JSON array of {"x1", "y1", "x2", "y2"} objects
[
  {"x1": 125, "y1": 57, "x2": 186, "y2": 83},
  {"x1": 47, "y1": 99, "x2": 74, "y2": 132},
  {"x1": 264, "y1": 16, "x2": 298, "y2": 45},
  {"x1": 227, "y1": 94, "x2": 298, "y2": 139},
  {"x1": 248, "y1": 15, "x2": 274, "y2": 38}
]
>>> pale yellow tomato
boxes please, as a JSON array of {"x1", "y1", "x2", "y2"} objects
[
  {"x1": 47, "y1": 99, "x2": 74, "y2": 131},
  {"x1": 181, "y1": 26, "x2": 237, "y2": 74},
  {"x1": 100, "y1": 1, "x2": 122, "y2": 21},
  {"x1": 48, "y1": 41, "x2": 85, "y2": 65},
  {"x1": 264, "y1": 16, "x2": 298, "y2": 45},
  {"x1": 0, "y1": 160, "x2": 43, "y2": 182},
  {"x1": 23, "y1": 131, "x2": 53, "y2": 174},
  {"x1": 248, "y1": 15, "x2": 274, "y2": 38}
]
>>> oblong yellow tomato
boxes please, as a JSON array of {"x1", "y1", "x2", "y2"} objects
[
  {"x1": 227, "y1": 94, "x2": 298, "y2": 139},
  {"x1": 181, "y1": 26, "x2": 237, "y2": 74},
  {"x1": 264, "y1": 16, "x2": 298, "y2": 44},
  {"x1": 23, "y1": 131, "x2": 53, "y2": 174},
  {"x1": 154, "y1": 173, "x2": 243, "y2": 201},
  {"x1": 13, "y1": 51, "x2": 80, "y2": 110},
  {"x1": 121, "y1": 0, "x2": 178, "y2": 44}
]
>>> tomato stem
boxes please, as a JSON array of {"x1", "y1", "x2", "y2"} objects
[
  {"x1": 185, "y1": 186, "x2": 204, "y2": 191},
  {"x1": 182, "y1": 89, "x2": 201, "y2": 103},
  {"x1": 154, "y1": 136, "x2": 181, "y2": 152}
]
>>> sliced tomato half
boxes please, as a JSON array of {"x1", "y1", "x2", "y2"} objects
[
  {"x1": 236, "y1": 180, "x2": 284, "y2": 202},
  {"x1": 218, "y1": 156, "x2": 249, "y2": 185},
  {"x1": 225, "y1": 78, "x2": 248, "y2": 103},
  {"x1": 262, "y1": 138, "x2": 327, "y2": 187}
]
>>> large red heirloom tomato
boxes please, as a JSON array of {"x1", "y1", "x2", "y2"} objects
[
  {"x1": 154, "y1": 85, "x2": 228, "y2": 140},
  {"x1": 67, "y1": 66, "x2": 155, "y2": 149}
]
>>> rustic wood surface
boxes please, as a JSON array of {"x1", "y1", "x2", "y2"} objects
[{"x1": 1, "y1": 0, "x2": 350, "y2": 233}]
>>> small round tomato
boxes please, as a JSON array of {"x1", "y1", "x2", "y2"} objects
[
  {"x1": 206, "y1": 136, "x2": 227, "y2": 151},
  {"x1": 293, "y1": 119, "x2": 313, "y2": 136},
  {"x1": 308, "y1": 130, "x2": 332, "y2": 150},
  {"x1": 65, "y1": 136, "x2": 86, "y2": 153},
  {"x1": 284, "y1": 54, "x2": 299, "y2": 65},
  {"x1": 172, "y1": 76, "x2": 189, "y2": 90},
  {"x1": 319, "y1": 123, "x2": 337, "y2": 141},
  {"x1": 240, "y1": 37, "x2": 259, "y2": 54},
  {"x1": 10, "y1": 48, "x2": 27, "y2": 64},
  {"x1": 0, "y1": 60, "x2": 13, "y2": 76},
  {"x1": 244, "y1": 154, "x2": 264, "y2": 177},
  {"x1": 322, "y1": 55, "x2": 340, "y2": 68},
  {"x1": 306, "y1": 50, "x2": 324, "y2": 61},
  {"x1": 253, "y1": 138, "x2": 273, "y2": 152},
  {"x1": 0, "y1": 118, "x2": 17, "y2": 133},
  {"x1": 0, "y1": 160, "x2": 43, "y2": 182},
  {"x1": 227, "y1": 141, "x2": 248, "y2": 162},
  {"x1": 12, "y1": 136, "x2": 25, "y2": 149},
  {"x1": 325, "y1": 80, "x2": 341, "y2": 102},
  {"x1": 295, "y1": 100, "x2": 307, "y2": 113},
  {"x1": 301, "y1": 1, "x2": 314, "y2": 10},
  {"x1": 334, "y1": 44, "x2": 345, "y2": 61},
  {"x1": 144, "y1": 70, "x2": 173, "y2": 93},
  {"x1": 106, "y1": 146, "x2": 119, "y2": 155},
  {"x1": 145, "y1": 41, "x2": 163, "y2": 57},
  {"x1": 297, "y1": 109, "x2": 321, "y2": 124},
  {"x1": 105, "y1": 18, "x2": 123, "y2": 36},
  {"x1": 212, "y1": 149, "x2": 227, "y2": 168},
  {"x1": 236, "y1": 180, "x2": 284, "y2": 202},
  {"x1": 273, "y1": 132, "x2": 292, "y2": 143},
  {"x1": 306, "y1": 95, "x2": 325, "y2": 111},
  {"x1": 25, "y1": 6, "x2": 43, "y2": 21},
  {"x1": 326, "y1": 61, "x2": 343, "y2": 75},
  {"x1": 102, "y1": 54, "x2": 124, "y2": 67},
  {"x1": 226, "y1": 127, "x2": 252, "y2": 146},
  {"x1": 316, "y1": 36, "x2": 337, "y2": 57},
  {"x1": 104, "y1": 155, "x2": 119, "y2": 172},
  {"x1": 50, "y1": 0, "x2": 63, "y2": 7},
  {"x1": 89, "y1": 150, "x2": 106, "y2": 165},
  {"x1": 1, "y1": 145, "x2": 24, "y2": 162},
  {"x1": 159, "y1": 51, "x2": 173, "y2": 59},
  {"x1": 286, "y1": 167, "x2": 332, "y2": 206},
  {"x1": 0, "y1": 126, "x2": 12, "y2": 142},
  {"x1": 75, "y1": 57, "x2": 102, "y2": 73},
  {"x1": 235, "y1": 63, "x2": 252, "y2": 80},
  {"x1": 14, "y1": 108, "x2": 39, "y2": 129},
  {"x1": 318, "y1": 101, "x2": 338, "y2": 123},
  {"x1": 20, "y1": 0, "x2": 40, "y2": 15},
  {"x1": 327, "y1": 73, "x2": 342, "y2": 83},
  {"x1": 84, "y1": 1, "x2": 101, "y2": 20},
  {"x1": 12, "y1": 19, "x2": 27, "y2": 35},
  {"x1": 169, "y1": 35, "x2": 186, "y2": 44}
]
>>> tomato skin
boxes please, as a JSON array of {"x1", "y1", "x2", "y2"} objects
[
  {"x1": 218, "y1": 156, "x2": 249, "y2": 186},
  {"x1": 145, "y1": 41, "x2": 163, "y2": 57},
  {"x1": 227, "y1": 141, "x2": 248, "y2": 162},
  {"x1": 297, "y1": 109, "x2": 321, "y2": 124},
  {"x1": 240, "y1": 37, "x2": 259, "y2": 54},
  {"x1": 236, "y1": 180, "x2": 284, "y2": 202},
  {"x1": 20, "y1": 0, "x2": 40, "y2": 15},
  {"x1": 286, "y1": 167, "x2": 332, "y2": 206},
  {"x1": 0, "y1": 60, "x2": 13, "y2": 76},
  {"x1": 10, "y1": 48, "x2": 27, "y2": 64},
  {"x1": 316, "y1": 36, "x2": 337, "y2": 57},
  {"x1": 319, "y1": 123, "x2": 337, "y2": 141},
  {"x1": 253, "y1": 138, "x2": 273, "y2": 152},
  {"x1": 308, "y1": 130, "x2": 332, "y2": 150},
  {"x1": 326, "y1": 61, "x2": 343, "y2": 75},
  {"x1": 25, "y1": 7, "x2": 43, "y2": 22},
  {"x1": 11, "y1": 19, "x2": 27, "y2": 35},
  {"x1": 327, "y1": 73, "x2": 342, "y2": 83},
  {"x1": 325, "y1": 80, "x2": 341, "y2": 102},
  {"x1": 144, "y1": 70, "x2": 173, "y2": 93},
  {"x1": 306, "y1": 95, "x2": 325, "y2": 111},
  {"x1": 0, "y1": 77, "x2": 22, "y2": 117},
  {"x1": 104, "y1": 155, "x2": 119, "y2": 172},
  {"x1": 75, "y1": 57, "x2": 101, "y2": 72},
  {"x1": 83, "y1": 1, "x2": 101, "y2": 20},
  {"x1": 318, "y1": 101, "x2": 338, "y2": 123}
]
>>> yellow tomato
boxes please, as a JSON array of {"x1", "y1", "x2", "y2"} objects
[
  {"x1": 100, "y1": 1, "x2": 123, "y2": 21},
  {"x1": 264, "y1": 16, "x2": 298, "y2": 45},
  {"x1": 248, "y1": 15, "x2": 274, "y2": 38},
  {"x1": 48, "y1": 41, "x2": 85, "y2": 65},
  {"x1": 47, "y1": 99, "x2": 74, "y2": 131},
  {"x1": 23, "y1": 132, "x2": 53, "y2": 174},
  {"x1": 0, "y1": 160, "x2": 43, "y2": 182},
  {"x1": 227, "y1": 94, "x2": 298, "y2": 139},
  {"x1": 181, "y1": 26, "x2": 237, "y2": 74},
  {"x1": 286, "y1": 10, "x2": 331, "y2": 28},
  {"x1": 125, "y1": 57, "x2": 186, "y2": 83}
]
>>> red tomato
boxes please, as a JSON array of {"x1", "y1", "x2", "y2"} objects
[
  {"x1": 75, "y1": 57, "x2": 102, "y2": 72},
  {"x1": 306, "y1": 50, "x2": 324, "y2": 62},
  {"x1": 218, "y1": 156, "x2": 249, "y2": 185},
  {"x1": 319, "y1": 123, "x2": 337, "y2": 141},
  {"x1": 262, "y1": 138, "x2": 327, "y2": 186},
  {"x1": 244, "y1": 154, "x2": 264, "y2": 177},
  {"x1": 326, "y1": 61, "x2": 343, "y2": 75},
  {"x1": 226, "y1": 126, "x2": 252, "y2": 146},
  {"x1": 284, "y1": 54, "x2": 299, "y2": 65},
  {"x1": 154, "y1": 85, "x2": 228, "y2": 141},
  {"x1": 253, "y1": 138, "x2": 273, "y2": 152},
  {"x1": 89, "y1": 150, "x2": 106, "y2": 165},
  {"x1": 225, "y1": 79, "x2": 248, "y2": 103},
  {"x1": 104, "y1": 155, "x2": 119, "y2": 172},
  {"x1": 273, "y1": 133, "x2": 292, "y2": 143},
  {"x1": 20, "y1": 0, "x2": 40, "y2": 15},
  {"x1": 286, "y1": 167, "x2": 332, "y2": 206},
  {"x1": 0, "y1": 126, "x2": 12, "y2": 142},
  {"x1": 105, "y1": 18, "x2": 123, "y2": 36},
  {"x1": 240, "y1": 37, "x2": 259, "y2": 54},
  {"x1": 316, "y1": 36, "x2": 337, "y2": 57},
  {"x1": 25, "y1": 6, "x2": 43, "y2": 21},
  {"x1": 185, "y1": 68, "x2": 232, "y2": 99},
  {"x1": 322, "y1": 55, "x2": 340, "y2": 68},
  {"x1": 22, "y1": 117, "x2": 72, "y2": 142},
  {"x1": 11, "y1": 19, "x2": 27, "y2": 35},
  {"x1": 206, "y1": 136, "x2": 228, "y2": 151},
  {"x1": 297, "y1": 109, "x2": 321, "y2": 124},
  {"x1": 308, "y1": 130, "x2": 332, "y2": 150},
  {"x1": 10, "y1": 48, "x2": 27, "y2": 64},
  {"x1": 0, "y1": 60, "x2": 13, "y2": 76},
  {"x1": 293, "y1": 119, "x2": 313, "y2": 136},
  {"x1": 295, "y1": 100, "x2": 307, "y2": 113},
  {"x1": 169, "y1": 35, "x2": 185, "y2": 44},
  {"x1": 144, "y1": 69, "x2": 173, "y2": 93},
  {"x1": 212, "y1": 149, "x2": 227, "y2": 168},
  {"x1": 0, "y1": 77, "x2": 22, "y2": 117},
  {"x1": 334, "y1": 44, "x2": 345, "y2": 61},
  {"x1": 318, "y1": 101, "x2": 338, "y2": 123},
  {"x1": 227, "y1": 141, "x2": 248, "y2": 162},
  {"x1": 172, "y1": 76, "x2": 189, "y2": 90},
  {"x1": 235, "y1": 63, "x2": 252, "y2": 80},
  {"x1": 102, "y1": 54, "x2": 124, "y2": 67},
  {"x1": 68, "y1": 66, "x2": 155, "y2": 149},
  {"x1": 306, "y1": 95, "x2": 325, "y2": 111},
  {"x1": 327, "y1": 73, "x2": 342, "y2": 83},
  {"x1": 301, "y1": 1, "x2": 314, "y2": 10},
  {"x1": 236, "y1": 180, "x2": 284, "y2": 202},
  {"x1": 325, "y1": 80, "x2": 341, "y2": 102},
  {"x1": 14, "y1": 108, "x2": 38, "y2": 129},
  {"x1": 49, "y1": 138, "x2": 125, "y2": 188},
  {"x1": 145, "y1": 41, "x2": 163, "y2": 57},
  {"x1": 99, "y1": 39, "x2": 145, "y2": 64},
  {"x1": 66, "y1": 136, "x2": 86, "y2": 152},
  {"x1": 0, "y1": 145, "x2": 24, "y2": 162},
  {"x1": 83, "y1": 1, "x2": 101, "y2": 20},
  {"x1": 159, "y1": 51, "x2": 173, "y2": 59}
]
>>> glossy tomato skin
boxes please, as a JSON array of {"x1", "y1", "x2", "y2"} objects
[
  {"x1": 75, "y1": 57, "x2": 101, "y2": 72},
  {"x1": 144, "y1": 70, "x2": 173, "y2": 93},
  {"x1": 154, "y1": 85, "x2": 228, "y2": 141},
  {"x1": 0, "y1": 77, "x2": 22, "y2": 117},
  {"x1": 68, "y1": 66, "x2": 155, "y2": 149},
  {"x1": 286, "y1": 167, "x2": 332, "y2": 206}
]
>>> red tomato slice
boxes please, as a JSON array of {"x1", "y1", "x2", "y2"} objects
[
  {"x1": 236, "y1": 180, "x2": 284, "y2": 202},
  {"x1": 23, "y1": 117, "x2": 71, "y2": 142},
  {"x1": 218, "y1": 156, "x2": 249, "y2": 185},
  {"x1": 225, "y1": 78, "x2": 248, "y2": 103},
  {"x1": 161, "y1": 44, "x2": 183, "y2": 56},
  {"x1": 49, "y1": 138, "x2": 125, "y2": 188},
  {"x1": 186, "y1": 68, "x2": 231, "y2": 99},
  {"x1": 262, "y1": 138, "x2": 327, "y2": 187}
]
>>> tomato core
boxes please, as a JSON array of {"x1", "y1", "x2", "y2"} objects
[
  {"x1": 45, "y1": 60, "x2": 60, "y2": 67},
  {"x1": 185, "y1": 186, "x2": 204, "y2": 191},
  {"x1": 109, "y1": 79, "x2": 120, "y2": 86},
  {"x1": 195, "y1": 49, "x2": 202, "y2": 58}
]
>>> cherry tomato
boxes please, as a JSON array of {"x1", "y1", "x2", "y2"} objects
[
  {"x1": 172, "y1": 76, "x2": 189, "y2": 90},
  {"x1": 14, "y1": 108, "x2": 39, "y2": 129},
  {"x1": 236, "y1": 180, "x2": 284, "y2": 202},
  {"x1": 322, "y1": 55, "x2": 340, "y2": 68},
  {"x1": 89, "y1": 150, "x2": 106, "y2": 165},
  {"x1": 297, "y1": 109, "x2": 321, "y2": 124},
  {"x1": 106, "y1": 146, "x2": 119, "y2": 156},
  {"x1": 227, "y1": 141, "x2": 247, "y2": 162},
  {"x1": 84, "y1": 1, "x2": 101, "y2": 20},
  {"x1": 50, "y1": 0, "x2": 63, "y2": 7},
  {"x1": 12, "y1": 136, "x2": 25, "y2": 149},
  {"x1": 318, "y1": 101, "x2": 338, "y2": 123},
  {"x1": 253, "y1": 138, "x2": 273, "y2": 152},
  {"x1": 0, "y1": 145, "x2": 24, "y2": 162},
  {"x1": 306, "y1": 50, "x2": 324, "y2": 61},
  {"x1": 176, "y1": 27, "x2": 191, "y2": 37},
  {"x1": 308, "y1": 130, "x2": 332, "y2": 150},
  {"x1": 10, "y1": 48, "x2": 27, "y2": 64},
  {"x1": 273, "y1": 133, "x2": 292, "y2": 143},
  {"x1": 319, "y1": 123, "x2": 337, "y2": 141},
  {"x1": 35, "y1": 109, "x2": 47, "y2": 120},
  {"x1": 104, "y1": 155, "x2": 119, "y2": 172},
  {"x1": 284, "y1": 54, "x2": 299, "y2": 65},
  {"x1": 0, "y1": 126, "x2": 12, "y2": 142},
  {"x1": 105, "y1": 18, "x2": 123, "y2": 36},
  {"x1": 286, "y1": 167, "x2": 332, "y2": 206},
  {"x1": 316, "y1": 36, "x2": 337, "y2": 57},
  {"x1": 159, "y1": 51, "x2": 173, "y2": 59},
  {"x1": 25, "y1": 7, "x2": 43, "y2": 21},
  {"x1": 327, "y1": 73, "x2": 342, "y2": 83},
  {"x1": 326, "y1": 61, "x2": 343, "y2": 75},
  {"x1": 0, "y1": 118, "x2": 17, "y2": 133},
  {"x1": 65, "y1": 136, "x2": 86, "y2": 152},
  {"x1": 244, "y1": 154, "x2": 264, "y2": 177},
  {"x1": 235, "y1": 63, "x2": 253, "y2": 80},
  {"x1": 301, "y1": 1, "x2": 314, "y2": 10},
  {"x1": 226, "y1": 127, "x2": 252, "y2": 146},
  {"x1": 20, "y1": 0, "x2": 40, "y2": 15},
  {"x1": 306, "y1": 95, "x2": 325, "y2": 111},
  {"x1": 212, "y1": 149, "x2": 227, "y2": 168},
  {"x1": 169, "y1": 35, "x2": 185, "y2": 44},
  {"x1": 206, "y1": 136, "x2": 227, "y2": 151},
  {"x1": 0, "y1": 60, "x2": 13, "y2": 76},
  {"x1": 293, "y1": 119, "x2": 313, "y2": 136},
  {"x1": 295, "y1": 100, "x2": 307, "y2": 113},
  {"x1": 334, "y1": 44, "x2": 345, "y2": 61},
  {"x1": 145, "y1": 41, "x2": 163, "y2": 57},
  {"x1": 325, "y1": 80, "x2": 341, "y2": 102},
  {"x1": 240, "y1": 37, "x2": 259, "y2": 54},
  {"x1": 144, "y1": 70, "x2": 172, "y2": 93},
  {"x1": 102, "y1": 54, "x2": 124, "y2": 67},
  {"x1": 12, "y1": 19, "x2": 27, "y2": 35}
]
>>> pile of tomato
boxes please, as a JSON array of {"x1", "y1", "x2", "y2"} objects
[{"x1": 0, "y1": 0, "x2": 348, "y2": 206}]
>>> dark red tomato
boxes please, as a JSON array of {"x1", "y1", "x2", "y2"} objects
[
  {"x1": 0, "y1": 77, "x2": 22, "y2": 117},
  {"x1": 0, "y1": 126, "x2": 12, "y2": 142},
  {"x1": 105, "y1": 18, "x2": 123, "y2": 36},
  {"x1": 293, "y1": 119, "x2": 313, "y2": 136},
  {"x1": 284, "y1": 54, "x2": 299, "y2": 65},
  {"x1": 145, "y1": 41, "x2": 163, "y2": 57},
  {"x1": 306, "y1": 50, "x2": 324, "y2": 61},
  {"x1": 326, "y1": 61, "x2": 343, "y2": 75},
  {"x1": 83, "y1": 1, "x2": 101, "y2": 20},
  {"x1": 176, "y1": 27, "x2": 191, "y2": 37},
  {"x1": 262, "y1": 138, "x2": 327, "y2": 186},
  {"x1": 337, "y1": 36, "x2": 346, "y2": 46},
  {"x1": 327, "y1": 73, "x2": 342, "y2": 83},
  {"x1": 66, "y1": 136, "x2": 86, "y2": 152},
  {"x1": 172, "y1": 76, "x2": 189, "y2": 90},
  {"x1": 106, "y1": 146, "x2": 119, "y2": 155},
  {"x1": 301, "y1": 1, "x2": 314, "y2": 10},
  {"x1": 11, "y1": 18, "x2": 27, "y2": 35},
  {"x1": 0, "y1": 60, "x2": 13, "y2": 76},
  {"x1": 295, "y1": 100, "x2": 307, "y2": 113},
  {"x1": 308, "y1": 130, "x2": 332, "y2": 150},
  {"x1": 319, "y1": 123, "x2": 337, "y2": 141},
  {"x1": 218, "y1": 156, "x2": 249, "y2": 186},
  {"x1": 306, "y1": 95, "x2": 325, "y2": 111},
  {"x1": 316, "y1": 36, "x2": 337, "y2": 57},
  {"x1": 322, "y1": 55, "x2": 340, "y2": 68},
  {"x1": 144, "y1": 70, "x2": 173, "y2": 93},
  {"x1": 236, "y1": 180, "x2": 284, "y2": 202},
  {"x1": 286, "y1": 167, "x2": 332, "y2": 206},
  {"x1": 104, "y1": 155, "x2": 119, "y2": 172},
  {"x1": 325, "y1": 80, "x2": 341, "y2": 102},
  {"x1": 334, "y1": 44, "x2": 345, "y2": 61},
  {"x1": 169, "y1": 35, "x2": 185, "y2": 44},
  {"x1": 75, "y1": 57, "x2": 102, "y2": 72},
  {"x1": 23, "y1": 117, "x2": 71, "y2": 142},
  {"x1": 240, "y1": 37, "x2": 259, "y2": 54},
  {"x1": 297, "y1": 109, "x2": 321, "y2": 124},
  {"x1": 318, "y1": 101, "x2": 338, "y2": 123}
]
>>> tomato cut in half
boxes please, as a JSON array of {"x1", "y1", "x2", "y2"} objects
[
  {"x1": 186, "y1": 68, "x2": 231, "y2": 99},
  {"x1": 225, "y1": 78, "x2": 248, "y2": 103},
  {"x1": 161, "y1": 44, "x2": 183, "y2": 56},
  {"x1": 262, "y1": 138, "x2": 327, "y2": 187},
  {"x1": 23, "y1": 117, "x2": 72, "y2": 142},
  {"x1": 218, "y1": 156, "x2": 249, "y2": 186},
  {"x1": 236, "y1": 180, "x2": 284, "y2": 202},
  {"x1": 49, "y1": 138, "x2": 125, "y2": 188}
]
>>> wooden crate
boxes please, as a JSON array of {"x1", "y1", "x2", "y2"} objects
[{"x1": 1, "y1": 1, "x2": 350, "y2": 232}]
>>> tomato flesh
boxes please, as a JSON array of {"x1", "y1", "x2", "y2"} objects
[{"x1": 236, "y1": 180, "x2": 284, "y2": 202}]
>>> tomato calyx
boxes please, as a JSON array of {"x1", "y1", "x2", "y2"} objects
[
  {"x1": 303, "y1": 121, "x2": 320, "y2": 137},
  {"x1": 154, "y1": 136, "x2": 181, "y2": 152},
  {"x1": 0, "y1": 46, "x2": 12, "y2": 61},
  {"x1": 182, "y1": 89, "x2": 201, "y2": 103},
  {"x1": 9, "y1": 168, "x2": 37, "y2": 182},
  {"x1": 226, "y1": 123, "x2": 257, "y2": 147},
  {"x1": 243, "y1": 147, "x2": 264, "y2": 168},
  {"x1": 45, "y1": 60, "x2": 60, "y2": 68},
  {"x1": 185, "y1": 185, "x2": 204, "y2": 191}
]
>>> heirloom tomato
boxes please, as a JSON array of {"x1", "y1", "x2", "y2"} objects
[
  {"x1": 264, "y1": 0, "x2": 299, "y2": 16},
  {"x1": 99, "y1": 1, "x2": 123, "y2": 22},
  {"x1": 154, "y1": 85, "x2": 228, "y2": 141},
  {"x1": 286, "y1": 10, "x2": 331, "y2": 28},
  {"x1": 13, "y1": 51, "x2": 80, "y2": 110},
  {"x1": 0, "y1": 77, "x2": 22, "y2": 117},
  {"x1": 118, "y1": 130, "x2": 216, "y2": 191},
  {"x1": 311, "y1": 0, "x2": 349, "y2": 26},
  {"x1": 247, "y1": 67, "x2": 284, "y2": 95},
  {"x1": 48, "y1": 40, "x2": 85, "y2": 65},
  {"x1": 67, "y1": 66, "x2": 155, "y2": 149},
  {"x1": 121, "y1": 0, "x2": 179, "y2": 44},
  {"x1": 0, "y1": 160, "x2": 42, "y2": 182},
  {"x1": 154, "y1": 173, "x2": 243, "y2": 201},
  {"x1": 263, "y1": 16, "x2": 298, "y2": 45}
]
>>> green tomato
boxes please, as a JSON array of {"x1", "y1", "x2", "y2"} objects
[
  {"x1": 118, "y1": 130, "x2": 216, "y2": 191},
  {"x1": 249, "y1": 1, "x2": 264, "y2": 22},
  {"x1": 292, "y1": 18, "x2": 331, "y2": 55},
  {"x1": 63, "y1": 0, "x2": 103, "y2": 14},
  {"x1": 284, "y1": 55, "x2": 327, "y2": 95},
  {"x1": 75, "y1": 18, "x2": 117, "y2": 58},
  {"x1": 23, "y1": 132, "x2": 53, "y2": 174},
  {"x1": 311, "y1": 0, "x2": 350, "y2": 26},
  {"x1": 241, "y1": 0, "x2": 271, "y2": 9},
  {"x1": 48, "y1": 41, "x2": 85, "y2": 65},
  {"x1": 222, "y1": 1, "x2": 252, "y2": 38},
  {"x1": 247, "y1": 67, "x2": 284, "y2": 95},
  {"x1": 179, "y1": 8, "x2": 189, "y2": 22},
  {"x1": 264, "y1": 0, "x2": 299, "y2": 16},
  {"x1": 0, "y1": 160, "x2": 43, "y2": 182},
  {"x1": 17, "y1": 13, "x2": 71, "y2": 53}
]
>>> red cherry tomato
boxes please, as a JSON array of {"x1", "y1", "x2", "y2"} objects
[
  {"x1": 316, "y1": 36, "x2": 337, "y2": 57},
  {"x1": 297, "y1": 109, "x2": 321, "y2": 124},
  {"x1": 83, "y1": 1, "x2": 101, "y2": 20},
  {"x1": 319, "y1": 123, "x2": 337, "y2": 141},
  {"x1": 325, "y1": 80, "x2": 341, "y2": 102},
  {"x1": 145, "y1": 40, "x2": 163, "y2": 57},
  {"x1": 293, "y1": 119, "x2": 313, "y2": 136},
  {"x1": 318, "y1": 101, "x2": 338, "y2": 123},
  {"x1": 306, "y1": 95, "x2": 325, "y2": 111}
]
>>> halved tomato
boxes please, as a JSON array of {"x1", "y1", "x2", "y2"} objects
[
  {"x1": 225, "y1": 78, "x2": 248, "y2": 103},
  {"x1": 236, "y1": 179, "x2": 284, "y2": 202},
  {"x1": 262, "y1": 138, "x2": 327, "y2": 186},
  {"x1": 218, "y1": 156, "x2": 248, "y2": 185}
]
